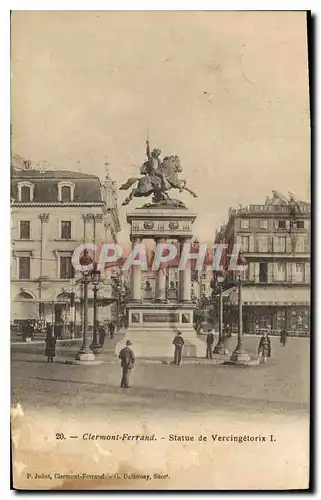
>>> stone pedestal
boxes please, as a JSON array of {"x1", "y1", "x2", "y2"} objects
[
  {"x1": 74, "y1": 350, "x2": 96, "y2": 362},
  {"x1": 115, "y1": 302, "x2": 204, "y2": 358},
  {"x1": 115, "y1": 206, "x2": 205, "y2": 358}
]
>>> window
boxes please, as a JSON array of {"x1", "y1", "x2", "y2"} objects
[
  {"x1": 240, "y1": 236, "x2": 249, "y2": 252},
  {"x1": 57, "y1": 181, "x2": 75, "y2": 202},
  {"x1": 293, "y1": 263, "x2": 304, "y2": 283},
  {"x1": 240, "y1": 219, "x2": 249, "y2": 229},
  {"x1": 296, "y1": 220, "x2": 305, "y2": 229},
  {"x1": 61, "y1": 186, "x2": 71, "y2": 202},
  {"x1": 20, "y1": 221, "x2": 30, "y2": 239},
  {"x1": 257, "y1": 236, "x2": 269, "y2": 252},
  {"x1": 259, "y1": 219, "x2": 268, "y2": 229},
  {"x1": 295, "y1": 236, "x2": 306, "y2": 253},
  {"x1": 276, "y1": 220, "x2": 286, "y2": 229},
  {"x1": 61, "y1": 221, "x2": 71, "y2": 240},
  {"x1": 259, "y1": 263, "x2": 268, "y2": 283},
  {"x1": 60, "y1": 257, "x2": 74, "y2": 279},
  {"x1": 17, "y1": 182, "x2": 35, "y2": 202},
  {"x1": 19, "y1": 257, "x2": 30, "y2": 279},
  {"x1": 21, "y1": 186, "x2": 31, "y2": 202},
  {"x1": 275, "y1": 236, "x2": 286, "y2": 253},
  {"x1": 274, "y1": 263, "x2": 286, "y2": 282}
]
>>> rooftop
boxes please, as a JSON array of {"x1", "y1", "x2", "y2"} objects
[
  {"x1": 11, "y1": 153, "x2": 99, "y2": 180},
  {"x1": 11, "y1": 154, "x2": 103, "y2": 203}
]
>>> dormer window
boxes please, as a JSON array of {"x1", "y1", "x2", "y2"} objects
[
  {"x1": 17, "y1": 182, "x2": 35, "y2": 202},
  {"x1": 61, "y1": 186, "x2": 71, "y2": 202},
  {"x1": 57, "y1": 181, "x2": 75, "y2": 202}
]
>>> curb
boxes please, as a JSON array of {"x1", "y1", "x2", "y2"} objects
[
  {"x1": 224, "y1": 359, "x2": 260, "y2": 367},
  {"x1": 64, "y1": 359, "x2": 105, "y2": 366}
]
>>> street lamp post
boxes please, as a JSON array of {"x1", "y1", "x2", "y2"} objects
[
  {"x1": 213, "y1": 273, "x2": 228, "y2": 354},
  {"x1": 90, "y1": 264, "x2": 101, "y2": 350},
  {"x1": 112, "y1": 271, "x2": 124, "y2": 330},
  {"x1": 230, "y1": 254, "x2": 250, "y2": 362},
  {"x1": 69, "y1": 278, "x2": 75, "y2": 339},
  {"x1": 75, "y1": 250, "x2": 95, "y2": 362}
]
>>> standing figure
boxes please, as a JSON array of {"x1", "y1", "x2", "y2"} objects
[
  {"x1": 98, "y1": 322, "x2": 106, "y2": 347},
  {"x1": 173, "y1": 331, "x2": 185, "y2": 366},
  {"x1": 118, "y1": 340, "x2": 135, "y2": 388},
  {"x1": 258, "y1": 331, "x2": 271, "y2": 363},
  {"x1": 26, "y1": 320, "x2": 33, "y2": 342},
  {"x1": 45, "y1": 323, "x2": 56, "y2": 363},
  {"x1": 280, "y1": 329, "x2": 287, "y2": 347},
  {"x1": 205, "y1": 329, "x2": 214, "y2": 358},
  {"x1": 109, "y1": 321, "x2": 116, "y2": 339}
]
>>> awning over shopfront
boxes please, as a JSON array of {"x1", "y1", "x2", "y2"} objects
[{"x1": 223, "y1": 286, "x2": 310, "y2": 307}]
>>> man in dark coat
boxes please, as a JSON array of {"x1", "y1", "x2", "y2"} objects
[
  {"x1": 98, "y1": 322, "x2": 106, "y2": 347},
  {"x1": 258, "y1": 332, "x2": 271, "y2": 363},
  {"x1": 45, "y1": 323, "x2": 56, "y2": 363},
  {"x1": 109, "y1": 321, "x2": 116, "y2": 339},
  {"x1": 25, "y1": 320, "x2": 33, "y2": 342},
  {"x1": 118, "y1": 340, "x2": 135, "y2": 388},
  {"x1": 280, "y1": 329, "x2": 287, "y2": 347},
  {"x1": 173, "y1": 331, "x2": 185, "y2": 366},
  {"x1": 205, "y1": 329, "x2": 214, "y2": 358}
]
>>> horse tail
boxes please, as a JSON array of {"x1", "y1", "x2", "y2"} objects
[
  {"x1": 119, "y1": 177, "x2": 139, "y2": 190},
  {"x1": 184, "y1": 186, "x2": 198, "y2": 198}
]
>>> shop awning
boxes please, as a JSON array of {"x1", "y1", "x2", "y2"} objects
[{"x1": 223, "y1": 286, "x2": 310, "y2": 306}]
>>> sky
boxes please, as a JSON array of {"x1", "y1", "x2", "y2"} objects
[{"x1": 11, "y1": 11, "x2": 310, "y2": 244}]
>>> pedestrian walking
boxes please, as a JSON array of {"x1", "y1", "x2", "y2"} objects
[
  {"x1": 205, "y1": 329, "x2": 214, "y2": 358},
  {"x1": 45, "y1": 323, "x2": 56, "y2": 363},
  {"x1": 280, "y1": 329, "x2": 287, "y2": 347},
  {"x1": 118, "y1": 340, "x2": 135, "y2": 388},
  {"x1": 109, "y1": 321, "x2": 116, "y2": 339},
  {"x1": 98, "y1": 322, "x2": 106, "y2": 347},
  {"x1": 173, "y1": 331, "x2": 185, "y2": 366},
  {"x1": 258, "y1": 331, "x2": 271, "y2": 363}
]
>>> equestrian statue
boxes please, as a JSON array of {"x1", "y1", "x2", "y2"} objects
[{"x1": 120, "y1": 140, "x2": 197, "y2": 207}]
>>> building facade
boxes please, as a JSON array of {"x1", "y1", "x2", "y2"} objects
[
  {"x1": 11, "y1": 154, "x2": 121, "y2": 332},
  {"x1": 217, "y1": 191, "x2": 310, "y2": 335}
]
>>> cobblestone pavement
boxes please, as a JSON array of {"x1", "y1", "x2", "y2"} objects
[{"x1": 11, "y1": 335, "x2": 309, "y2": 417}]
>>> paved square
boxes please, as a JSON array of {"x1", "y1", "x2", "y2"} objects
[{"x1": 11, "y1": 335, "x2": 309, "y2": 417}]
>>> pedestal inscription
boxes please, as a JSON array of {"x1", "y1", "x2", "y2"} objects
[{"x1": 143, "y1": 313, "x2": 179, "y2": 323}]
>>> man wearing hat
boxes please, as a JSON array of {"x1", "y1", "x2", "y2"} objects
[
  {"x1": 173, "y1": 331, "x2": 185, "y2": 366},
  {"x1": 118, "y1": 340, "x2": 135, "y2": 388}
]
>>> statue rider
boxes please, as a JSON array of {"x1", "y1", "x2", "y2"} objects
[{"x1": 141, "y1": 140, "x2": 170, "y2": 194}]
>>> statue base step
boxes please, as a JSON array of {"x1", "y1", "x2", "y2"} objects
[
  {"x1": 229, "y1": 351, "x2": 251, "y2": 362},
  {"x1": 115, "y1": 326, "x2": 205, "y2": 358}
]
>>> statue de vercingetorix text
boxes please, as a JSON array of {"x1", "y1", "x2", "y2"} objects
[{"x1": 120, "y1": 140, "x2": 197, "y2": 208}]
